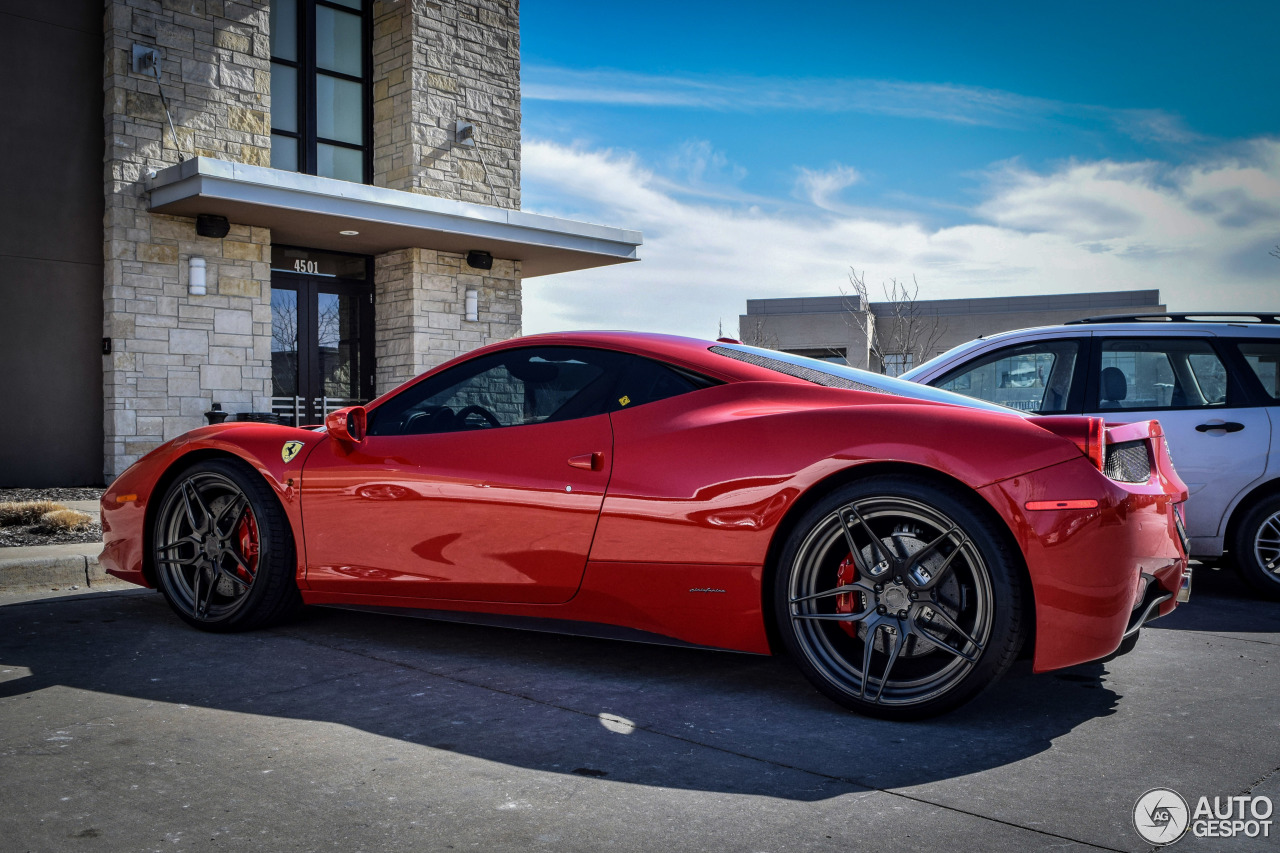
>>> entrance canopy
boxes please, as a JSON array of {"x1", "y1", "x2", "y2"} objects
[{"x1": 146, "y1": 158, "x2": 642, "y2": 278}]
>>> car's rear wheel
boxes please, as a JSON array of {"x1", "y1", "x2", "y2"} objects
[
  {"x1": 1232, "y1": 493, "x2": 1280, "y2": 599},
  {"x1": 775, "y1": 476, "x2": 1026, "y2": 719},
  {"x1": 152, "y1": 459, "x2": 301, "y2": 631}
]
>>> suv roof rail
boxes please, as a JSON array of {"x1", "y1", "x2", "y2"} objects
[{"x1": 1064, "y1": 312, "x2": 1280, "y2": 325}]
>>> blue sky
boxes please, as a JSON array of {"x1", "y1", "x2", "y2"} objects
[{"x1": 516, "y1": 1, "x2": 1280, "y2": 337}]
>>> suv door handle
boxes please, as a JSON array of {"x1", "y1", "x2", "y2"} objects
[{"x1": 1195, "y1": 421, "x2": 1244, "y2": 433}]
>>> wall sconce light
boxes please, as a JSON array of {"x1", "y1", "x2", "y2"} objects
[
  {"x1": 454, "y1": 120, "x2": 476, "y2": 148},
  {"x1": 189, "y1": 257, "x2": 207, "y2": 295},
  {"x1": 464, "y1": 289, "x2": 479, "y2": 322}
]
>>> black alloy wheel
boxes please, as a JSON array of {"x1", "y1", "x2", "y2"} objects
[
  {"x1": 775, "y1": 476, "x2": 1026, "y2": 719},
  {"x1": 1233, "y1": 493, "x2": 1280, "y2": 599},
  {"x1": 152, "y1": 458, "x2": 301, "y2": 631}
]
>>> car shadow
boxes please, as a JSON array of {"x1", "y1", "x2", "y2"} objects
[
  {"x1": 1147, "y1": 562, "x2": 1280, "y2": 635},
  {"x1": 0, "y1": 589, "x2": 1122, "y2": 800}
]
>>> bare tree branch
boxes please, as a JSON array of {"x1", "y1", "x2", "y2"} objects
[
  {"x1": 843, "y1": 268, "x2": 947, "y2": 375},
  {"x1": 738, "y1": 315, "x2": 780, "y2": 350}
]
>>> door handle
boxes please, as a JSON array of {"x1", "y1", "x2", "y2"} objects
[
  {"x1": 1195, "y1": 421, "x2": 1244, "y2": 433},
  {"x1": 568, "y1": 452, "x2": 604, "y2": 471}
]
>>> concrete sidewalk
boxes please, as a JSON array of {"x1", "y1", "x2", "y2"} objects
[
  {"x1": 0, "y1": 540, "x2": 115, "y2": 592},
  {"x1": 0, "y1": 499, "x2": 124, "y2": 593}
]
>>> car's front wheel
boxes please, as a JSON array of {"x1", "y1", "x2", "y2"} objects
[
  {"x1": 1232, "y1": 492, "x2": 1280, "y2": 599},
  {"x1": 152, "y1": 458, "x2": 301, "y2": 631},
  {"x1": 774, "y1": 476, "x2": 1026, "y2": 719}
]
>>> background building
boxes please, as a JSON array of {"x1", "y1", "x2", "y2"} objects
[
  {"x1": 0, "y1": 0, "x2": 640, "y2": 486},
  {"x1": 741, "y1": 289, "x2": 1166, "y2": 375}
]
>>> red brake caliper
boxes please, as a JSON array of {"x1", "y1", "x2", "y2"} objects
[
  {"x1": 835, "y1": 553, "x2": 859, "y2": 638},
  {"x1": 236, "y1": 511, "x2": 261, "y2": 582}
]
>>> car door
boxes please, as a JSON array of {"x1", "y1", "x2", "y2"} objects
[
  {"x1": 300, "y1": 346, "x2": 619, "y2": 604},
  {"x1": 1085, "y1": 335, "x2": 1271, "y2": 544}
]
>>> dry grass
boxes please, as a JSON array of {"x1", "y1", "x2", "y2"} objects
[
  {"x1": 36, "y1": 509, "x2": 95, "y2": 533},
  {"x1": 0, "y1": 500, "x2": 66, "y2": 526}
]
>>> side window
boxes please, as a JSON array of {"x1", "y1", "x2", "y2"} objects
[
  {"x1": 1236, "y1": 341, "x2": 1280, "y2": 402},
  {"x1": 368, "y1": 348, "x2": 715, "y2": 436},
  {"x1": 1096, "y1": 338, "x2": 1230, "y2": 411},
  {"x1": 369, "y1": 348, "x2": 614, "y2": 436},
  {"x1": 610, "y1": 357, "x2": 710, "y2": 411},
  {"x1": 935, "y1": 340, "x2": 1080, "y2": 413}
]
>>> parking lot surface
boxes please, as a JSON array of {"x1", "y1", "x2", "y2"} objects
[{"x1": 2, "y1": 567, "x2": 1277, "y2": 852}]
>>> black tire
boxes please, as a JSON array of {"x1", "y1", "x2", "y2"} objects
[
  {"x1": 774, "y1": 475, "x2": 1026, "y2": 720},
  {"x1": 152, "y1": 458, "x2": 302, "y2": 632},
  {"x1": 1232, "y1": 493, "x2": 1280, "y2": 599}
]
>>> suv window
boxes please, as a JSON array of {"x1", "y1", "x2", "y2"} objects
[
  {"x1": 934, "y1": 340, "x2": 1080, "y2": 413},
  {"x1": 368, "y1": 347, "x2": 709, "y2": 436},
  {"x1": 1095, "y1": 338, "x2": 1230, "y2": 411},
  {"x1": 1236, "y1": 341, "x2": 1280, "y2": 402}
]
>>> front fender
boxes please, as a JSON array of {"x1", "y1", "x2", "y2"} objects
[{"x1": 99, "y1": 424, "x2": 329, "y2": 588}]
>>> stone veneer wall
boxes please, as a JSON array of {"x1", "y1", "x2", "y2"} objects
[
  {"x1": 103, "y1": 1, "x2": 274, "y2": 480},
  {"x1": 100, "y1": 0, "x2": 525, "y2": 480},
  {"x1": 373, "y1": 249, "x2": 521, "y2": 393},
  {"x1": 369, "y1": 0, "x2": 523, "y2": 394},
  {"x1": 371, "y1": 0, "x2": 520, "y2": 208}
]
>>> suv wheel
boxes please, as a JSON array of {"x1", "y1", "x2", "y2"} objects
[{"x1": 1233, "y1": 492, "x2": 1280, "y2": 599}]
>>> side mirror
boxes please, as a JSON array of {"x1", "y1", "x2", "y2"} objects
[{"x1": 326, "y1": 405, "x2": 367, "y2": 444}]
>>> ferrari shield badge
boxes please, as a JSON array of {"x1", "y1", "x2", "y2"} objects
[{"x1": 281, "y1": 440, "x2": 304, "y2": 464}]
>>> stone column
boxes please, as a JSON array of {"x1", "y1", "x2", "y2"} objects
[
  {"x1": 374, "y1": 249, "x2": 521, "y2": 394},
  {"x1": 370, "y1": 0, "x2": 520, "y2": 208},
  {"x1": 102, "y1": 1, "x2": 274, "y2": 480}
]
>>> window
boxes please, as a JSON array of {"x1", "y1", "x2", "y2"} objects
[
  {"x1": 935, "y1": 340, "x2": 1080, "y2": 413},
  {"x1": 270, "y1": 0, "x2": 370, "y2": 184},
  {"x1": 881, "y1": 353, "x2": 913, "y2": 377},
  {"x1": 785, "y1": 348, "x2": 850, "y2": 365},
  {"x1": 1096, "y1": 338, "x2": 1230, "y2": 411},
  {"x1": 368, "y1": 348, "x2": 713, "y2": 436},
  {"x1": 1236, "y1": 340, "x2": 1280, "y2": 401}
]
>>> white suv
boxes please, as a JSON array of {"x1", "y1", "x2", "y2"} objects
[{"x1": 902, "y1": 313, "x2": 1280, "y2": 597}]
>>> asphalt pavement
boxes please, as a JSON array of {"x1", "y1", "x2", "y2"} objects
[{"x1": 1, "y1": 566, "x2": 1277, "y2": 852}]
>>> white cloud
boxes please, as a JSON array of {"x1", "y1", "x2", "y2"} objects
[
  {"x1": 795, "y1": 164, "x2": 863, "y2": 211},
  {"x1": 520, "y1": 139, "x2": 1280, "y2": 339},
  {"x1": 523, "y1": 66, "x2": 1198, "y2": 142}
]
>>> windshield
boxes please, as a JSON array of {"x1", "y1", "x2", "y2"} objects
[{"x1": 710, "y1": 344, "x2": 1024, "y2": 416}]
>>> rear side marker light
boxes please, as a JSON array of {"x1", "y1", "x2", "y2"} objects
[{"x1": 1025, "y1": 499, "x2": 1099, "y2": 511}]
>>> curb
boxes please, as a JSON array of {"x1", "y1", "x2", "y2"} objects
[{"x1": 0, "y1": 548, "x2": 117, "y2": 592}]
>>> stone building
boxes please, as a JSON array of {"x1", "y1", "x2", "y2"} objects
[
  {"x1": 741, "y1": 289, "x2": 1166, "y2": 375},
  {"x1": 0, "y1": 0, "x2": 640, "y2": 486}
]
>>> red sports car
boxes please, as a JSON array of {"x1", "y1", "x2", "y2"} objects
[{"x1": 100, "y1": 332, "x2": 1191, "y2": 719}]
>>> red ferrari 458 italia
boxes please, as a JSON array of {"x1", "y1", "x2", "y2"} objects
[{"x1": 100, "y1": 332, "x2": 1191, "y2": 719}]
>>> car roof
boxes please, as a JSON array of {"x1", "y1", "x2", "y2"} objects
[
  {"x1": 440, "y1": 331, "x2": 1026, "y2": 415},
  {"x1": 901, "y1": 318, "x2": 1279, "y2": 381}
]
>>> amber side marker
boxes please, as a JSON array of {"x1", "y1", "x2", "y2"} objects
[
  {"x1": 117, "y1": 494, "x2": 138, "y2": 504},
  {"x1": 1025, "y1": 499, "x2": 1099, "y2": 511}
]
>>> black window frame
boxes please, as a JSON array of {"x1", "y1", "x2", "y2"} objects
[
  {"x1": 932, "y1": 337, "x2": 1090, "y2": 415},
  {"x1": 367, "y1": 347, "x2": 718, "y2": 437},
  {"x1": 1084, "y1": 335, "x2": 1245, "y2": 412},
  {"x1": 1219, "y1": 338, "x2": 1280, "y2": 407},
  {"x1": 270, "y1": 0, "x2": 374, "y2": 184}
]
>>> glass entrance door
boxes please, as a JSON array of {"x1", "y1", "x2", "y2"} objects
[{"x1": 271, "y1": 247, "x2": 374, "y2": 426}]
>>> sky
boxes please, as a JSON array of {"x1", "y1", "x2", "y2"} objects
[{"x1": 514, "y1": 1, "x2": 1280, "y2": 338}]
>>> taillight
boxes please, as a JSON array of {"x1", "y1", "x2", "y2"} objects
[{"x1": 1035, "y1": 416, "x2": 1107, "y2": 472}]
